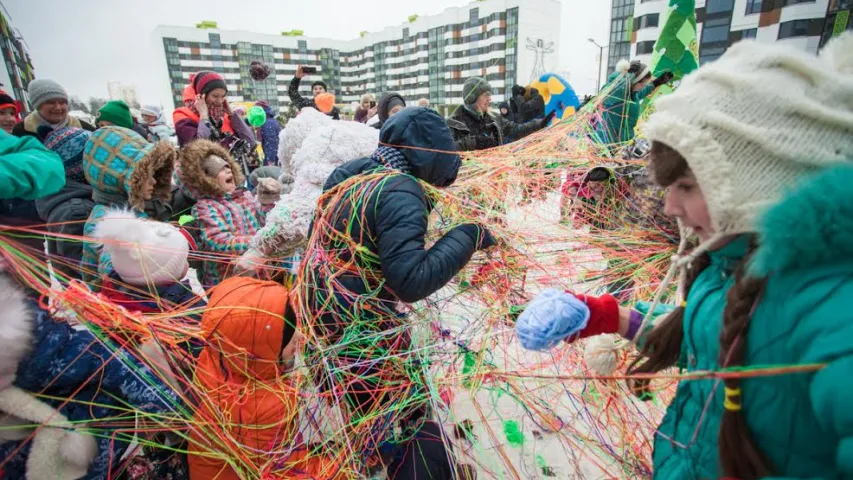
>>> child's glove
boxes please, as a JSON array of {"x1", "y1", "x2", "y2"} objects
[
  {"x1": 515, "y1": 289, "x2": 590, "y2": 351},
  {"x1": 515, "y1": 290, "x2": 622, "y2": 351}
]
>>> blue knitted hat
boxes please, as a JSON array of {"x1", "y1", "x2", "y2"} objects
[{"x1": 44, "y1": 127, "x2": 91, "y2": 184}]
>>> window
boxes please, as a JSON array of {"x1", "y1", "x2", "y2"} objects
[
  {"x1": 636, "y1": 13, "x2": 660, "y2": 29},
  {"x1": 742, "y1": 28, "x2": 758, "y2": 39},
  {"x1": 470, "y1": 8, "x2": 479, "y2": 23},
  {"x1": 746, "y1": 0, "x2": 762, "y2": 14},
  {"x1": 702, "y1": 24, "x2": 730, "y2": 43},
  {"x1": 636, "y1": 40, "x2": 655, "y2": 54},
  {"x1": 784, "y1": 0, "x2": 816, "y2": 4},
  {"x1": 778, "y1": 19, "x2": 821, "y2": 38},
  {"x1": 706, "y1": 0, "x2": 735, "y2": 13}
]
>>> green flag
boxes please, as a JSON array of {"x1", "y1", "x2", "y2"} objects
[
  {"x1": 649, "y1": 0, "x2": 699, "y2": 80},
  {"x1": 636, "y1": 0, "x2": 699, "y2": 135}
]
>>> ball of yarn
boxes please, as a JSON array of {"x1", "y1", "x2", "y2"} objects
[
  {"x1": 515, "y1": 289, "x2": 590, "y2": 351},
  {"x1": 249, "y1": 60, "x2": 271, "y2": 81},
  {"x1": 583, "y1": 334, "x2": 623, "y2": 375},
  {"x1": 248, "y1": 106, "x2": 266, "y2": 128}
]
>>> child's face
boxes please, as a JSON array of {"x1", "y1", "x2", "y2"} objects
[
  {"x1": 664, "y1": 170, "x2": 713, "y2": 241},
  {"x1": 0, "y1": 108, "x2": 16, "y2": 134},
  {"x1": 217, "y1": 167, "x2": 236, "y2": 193},
  {"x1": 142, "y1": 177, "x2": 156, "y2": 201}
]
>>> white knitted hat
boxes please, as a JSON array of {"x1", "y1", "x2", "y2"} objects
[
  {"x1": 93, "y1": 209, "x2": 189, "y2": 286},
  {"x1": 643, "y1": 33, "x2": 853, "y2": 239}
]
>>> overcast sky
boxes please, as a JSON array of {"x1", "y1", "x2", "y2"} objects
[{"x1": 3, "y1": 0, "x2": 610, "y2": 105}]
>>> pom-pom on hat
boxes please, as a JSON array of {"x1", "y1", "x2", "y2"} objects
[
  {"x1": 92, "y1": 209, "x2": 189, "y2": 286},
  {"x1": 314, "y1": 92, "x2": 335, "y2": 114},
  {"x1": 515, "y1": 289, "x2": 590, "y2": 351},
  {"x1": 192, "y1": 70, "x2": 227, "y2": 96}
]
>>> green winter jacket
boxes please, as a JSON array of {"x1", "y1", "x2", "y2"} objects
[
  {"x1": 0, "y1": 130, "x2": 65, "y2": 200},
  {"x1": 651, "y1": 164, "x2": 853, "y2": 479},
  {"x1": 597, "y1": 71, "x2": 655, "y2": 145}
]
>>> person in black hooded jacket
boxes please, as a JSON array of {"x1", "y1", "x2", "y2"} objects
[
  {"x1": 372, "y1": 92, "x2": 406, "y2": 130},
  {"x1": 299, "y1": 107, "x2": 488, "y2": 479},
  {"x1": 518, "y1": 87, "x2": 546, "y2": 123}
]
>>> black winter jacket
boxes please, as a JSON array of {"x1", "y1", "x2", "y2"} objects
[
  {"x1": 447, "y1": 105, "x2": 544, "y2": 151},
  {"x1": 35, "y1": 180, "x2": 94, "y2": 280},
  {"x1": 518, "y1": 88, "x2": 546, "y2": 123},
  {"x1": 303, "y1": 108, "x2": 481, "y2": 346},
  {"x1": 287, "y1": 76, "x2": 340, "y2": 120}
]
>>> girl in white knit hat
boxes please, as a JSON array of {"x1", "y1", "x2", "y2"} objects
[{"x1": 515, "y1": 34, "x2": 853, "y2": 479}]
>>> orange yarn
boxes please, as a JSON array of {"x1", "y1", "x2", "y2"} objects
[{"x1": 314, "y1": 93, "x2": 335, "y2": 114}]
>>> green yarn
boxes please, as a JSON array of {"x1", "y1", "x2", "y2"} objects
[
  {"x1": 248, "y1": 106, "x2": 266, "y2": 128},
  {"x1": 503, "y1": 420, "x2": 524, "y2": 447}
]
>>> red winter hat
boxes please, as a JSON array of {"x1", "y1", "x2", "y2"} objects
[
  {"x1": 192, "y1": 70, "x2": 227, "y2": 96},
  {"x1": 0, "y1": 89, "x2": 20, "y2": 118}
]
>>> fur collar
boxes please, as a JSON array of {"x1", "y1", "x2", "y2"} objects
[
  {"x1": 22, "y1": 111, "x2": 82, "y2": 135},
  {"x1": 0, "y1": 274, "x2": 35, "y2": 387},
  {"x1": 751, "y1": 164, "x2": 853, "y2": 276},
  {"x1": 128, "y1": 141, "x2": 177, "y2": 210},
  {"x1": 177, "y1": 140, "x2": 245, "y2": 199}
]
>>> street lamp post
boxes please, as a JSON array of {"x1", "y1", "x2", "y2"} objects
[{"x1": 588, "y1": 38, "x2": 607, "y2": 93}]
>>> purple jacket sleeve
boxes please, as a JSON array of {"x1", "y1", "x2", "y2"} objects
[
  {"x1": 175, "y1": 118, "x2": 204, "y2": 147},
  {"x1": 229, "y1": 113, "x2": 257, "y2": 148}
]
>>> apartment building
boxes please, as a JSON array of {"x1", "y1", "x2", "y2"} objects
[
  {"x1": 152, "y1": 0, "x2": 561, "y2": 114},
  {"x1": 607, "y1": 0, "x2": 851, "y2": 74}
]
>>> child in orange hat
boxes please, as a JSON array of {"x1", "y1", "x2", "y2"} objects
[{"x1": 188, "y1": 277, "x2": 345, "y2": 479}]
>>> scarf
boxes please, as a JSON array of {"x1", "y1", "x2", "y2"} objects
[
  {"x1": 372, "y1": 146, "x2": 411, "y2": 175},
  {"x1": 23, "y1": 112, "x2": 82, "y2": 136},
  {"x1": 188, "y1": 102, "x2": 226, "y2": 124}
]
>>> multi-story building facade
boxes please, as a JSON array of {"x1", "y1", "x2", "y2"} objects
[
  {"x1": 0, "y1": 7, "x2": 35, "y2": 112},
  {"x1": 153, "y1": 0, "x2": 561, "y2": 115},
  {"x1": 607, "y1": 0, "x2": 851, "y2": 75}
]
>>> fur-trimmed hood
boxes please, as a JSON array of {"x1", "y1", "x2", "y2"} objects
[
  {"x1": 751, "y1": 163, "x2": 853, "y2": 277},
  {"x1": 0, "y1": 273, "x2": 34, "y2": 387},
  {"x1": 176, "y1": 140, "x2": 245, "y2": 199},
  {"x1": 83, "y1": 127, "x2": 176, "y2": 210}
]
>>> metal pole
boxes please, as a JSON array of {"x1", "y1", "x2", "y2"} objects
[{"x1": 596, "y1": 46, "x2": 603, "y2": 92}]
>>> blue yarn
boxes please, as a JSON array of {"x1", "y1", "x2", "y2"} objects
[{"x1": 515, "y1": 289, "x2": 590, "y2": 351}]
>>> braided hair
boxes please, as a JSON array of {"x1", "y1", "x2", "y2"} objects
[{"x1": 628, "y1": 142, "x2": 774, "y2": 478}]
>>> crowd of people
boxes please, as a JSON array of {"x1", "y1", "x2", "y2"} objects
[{"x1": 0, "y1": 31, "x2": 852, "y2": 480}]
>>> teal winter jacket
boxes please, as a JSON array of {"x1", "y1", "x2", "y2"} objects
[
  {"x1": 596, "y1": 71, "x2": 655, "y2": 146},
  {"x1": 651, "y1": 164, "x2": 853, "y2": 479},
  {"x1": 0, "y1": 130, "x2": 65, "y2": 200}
]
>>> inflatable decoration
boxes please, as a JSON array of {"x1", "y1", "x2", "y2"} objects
[{"x1": 529, "y1": 73, "x2": 580, "y2": 125}]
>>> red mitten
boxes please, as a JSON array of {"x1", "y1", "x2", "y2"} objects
[{"x1": 570, "y1": 293, "x2": 620, "y2": 339}]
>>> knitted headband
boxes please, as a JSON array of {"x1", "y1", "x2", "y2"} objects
[{"x1": 192, "y1": 71, "x2": 227, "y2": 96}]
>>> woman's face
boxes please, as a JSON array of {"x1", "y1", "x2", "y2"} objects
[
  {"x1": 217, "y1": 166, "x2": 236, "y2": 193},
  {"x1": 38, "y1": 98, "x2": 69, "y2": 124},
  {"x1": 361, "y1": 99, "x2": 372, "y2": 109},
  {"x1": 206, "y1": 88, "x2": 227, "y2": 107},
  {"x1": 500, "y1": 107, "x2": 508, "y2": 115},
  {"x1": 141, "y1": 113, "x2": 157, "y2": 124},
  {"x1": 663, "y1": 170, "x2": 714, "y2": 241},
  {"x1": 0, "y1": 108, "x2": 17, "y2": 133},
  {"x1": 142, "y1": 176, "x2": 157, "y2": 201}
]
